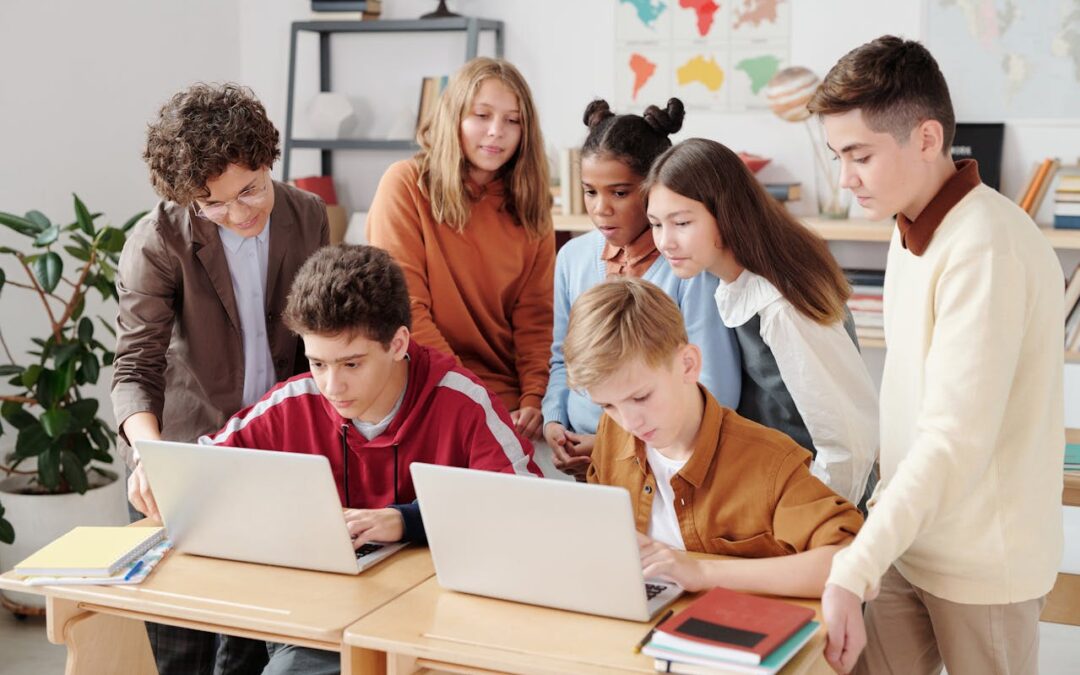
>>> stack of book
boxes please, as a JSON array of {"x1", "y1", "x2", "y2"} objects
[
  {"x1": 1016, "y1": 157, "x2": 1059, "y2": 218},
  {"x1": 415, "y1": 75, "x2": 449, "y2": 136},
  {"x1": 1064, "y1": 264, "x2": 1080, "y2": 354},
  {"x1": 845, "y1": 268, "x2": 885, "y2": 342},
  {"x1": 1066, "y1": 442, "x2": 1080, "y2": 473},
  {"x1": 1054, "y1": 172, "x2": 1080, "y2": 230},
  {"x1": 762, "y1": 182, "x2": 801, "y2": 204},
  {"x1": 642, "y1": 587, "x2": 819, "y2": 674},
  {"x1": 559, "y1": 147, "x2": 585, "y2": 216},
  {"x1": 12, "y1": 526, "x2": 171, "y2": 586}
]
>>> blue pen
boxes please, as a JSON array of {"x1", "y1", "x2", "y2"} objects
[{"x1": 123, "y1": 559, "x2": 145, "y2": 582}]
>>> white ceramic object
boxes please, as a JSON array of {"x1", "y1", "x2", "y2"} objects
[
  {"x1": 0, "y1": 471, "x2": 128, "y2": 609},
  {"x1": 306, "y1": 92, "x2": 358, "y2": 139}
]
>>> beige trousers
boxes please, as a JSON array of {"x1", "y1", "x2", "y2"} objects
[{"x1": 855, "y1": 566, "x2": 1046, "y2": 675}]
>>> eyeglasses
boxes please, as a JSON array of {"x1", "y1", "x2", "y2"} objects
[{"x1": 195, "y1": 174, "x2": 270, "y2": 222}]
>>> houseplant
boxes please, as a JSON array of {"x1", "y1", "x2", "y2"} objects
[{"x1": 0, "y1": 196, "x2": 145, "y2": 547}]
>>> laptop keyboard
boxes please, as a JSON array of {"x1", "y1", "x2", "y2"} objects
[
  {"x1": 355, "y1": 543, "x2": 385, "y2": 559},
  {"x1": 645, "y1": 582, "x2": 669, "y2": 600}
]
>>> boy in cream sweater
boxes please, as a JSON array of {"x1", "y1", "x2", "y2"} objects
[{"x1": 810, "y1": 35, "x2": 1064, "y2": 674}]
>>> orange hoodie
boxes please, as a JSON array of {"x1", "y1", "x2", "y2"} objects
[{"x1": 367, "y1": 159, "x2": 554, "y2": 412}]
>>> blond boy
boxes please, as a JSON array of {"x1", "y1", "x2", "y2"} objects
[{"x1": 563, "y1": 277, "x2": 863, "y2": 598}]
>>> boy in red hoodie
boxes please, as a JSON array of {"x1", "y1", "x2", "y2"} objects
[
  {"x1": 200, "y1": 244, "x2": 542, "y2": 547},
  {"x1": 200, "y1": 244, "x2": 542, "y2": 674}
]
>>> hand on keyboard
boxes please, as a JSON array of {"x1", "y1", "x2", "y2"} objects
[
  {"x1": 638, "y1": 532, "x2": 707, "y2": 592},
  {"x1": 344, "y1": 507, "x2": 405, "y2": 549}
]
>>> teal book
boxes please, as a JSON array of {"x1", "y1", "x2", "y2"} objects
[
  {"x1": 1066, "y1": 443, "x2": 1080, "y2": 469},
  {"x1": 646, "y1": 621, "x2": 819, "y2": 674}
]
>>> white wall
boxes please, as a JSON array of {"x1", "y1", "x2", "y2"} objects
[{"x1": 0, "y1": 0, "x2": 243, "y2": 420}]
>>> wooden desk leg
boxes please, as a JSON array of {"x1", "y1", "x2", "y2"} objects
[
  {"x1": 341, "y1": 644, "x2": 387, "y2": 675},
  {"x1": 46, "y1": 596, "x2": 158, "y2": 675}
]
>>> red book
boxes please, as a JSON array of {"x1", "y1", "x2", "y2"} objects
[
  {"x1": 293, "y1": 175, "x2": 338, "y2": 206},
  {"x1": 651, "y1": 587, "x2": 815, "y2": 665}
]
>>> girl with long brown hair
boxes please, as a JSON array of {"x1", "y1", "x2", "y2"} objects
[
  {"x1": 367, "y1": 58, "x2": 554, "y2": 441},
  {"x1": 643, "y1": 137, "x2": 877, "y2": 504}
]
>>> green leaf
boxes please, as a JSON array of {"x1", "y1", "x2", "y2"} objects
[
  {"x1": 41, "y1": 408, "x2": 72, "y2": 438},
  {"x1": 32, "y1": 252, "x2": 63, "y2": 293},
  {"x1": 25, "y1": 210, "x2": 51, "y2": 230},
  {"x1": 61, "y1": 450, "x2": 89, "y2": 493},
  {"x1": 37, "y1": 447, "x2": 61, "y2": 489},
  {"x1": 73, "y1": 194, "x2": 94, "y2": 236},
  {"x1": 0, "y1": 517, "x2": 13, "y2": 545},
  {"x1": 21, "y1": 364, "x2": 41, "y2": 387},
  {"x1": 89, "y1": 423, "x2": 111, "y2": 452},
  {"x1": 53, "y1": 342, "x2": 80, "y2": 368},
  {"x1": 0, "y1": 364, "x2": 23, "y2": 376},
  {"x1": 121, "y1": 210, "x2": 148, "y2": 232},
  {"x1": 67, "y1": 399, "x2": 99, "y2": 426},
  {"x1": 15, "y1": 423, "x2": 50, "y2": 458},
  {"x1": 78, "y1": 316, "x2": 94, "y2": 344},
  {"x1": 1, "y1": 401, "x2": 35, "y2": 431},
  {"x1": 91, "y1": 467, "x2": 118, "y2": 481},
  {"x1": 70, "y1": 291, "x2": 85, "y2": 321},
  {"x1": 0, "y1": 267, "x2": 5, "y2": 295},
  {"x1": 64, "y1": 245, "x2": 91, "y2": 262},
  {"x1": 98, "y1": 317, "x2": 117, "y2": 338},
  {"x1": 0, "y1": 211, "x2": 39, "y2": 236},
  {"x1": 96, "y1": 227, "x2": 126, "y2": 254},
  {"x1": 35, "y1": 368, "x2": 70, "y2": 409},
  {"x1": 79, "y1": 353, "x2": 100, "y2": 384},
  {"x1": 98, "y1": 261, "x2": 115, "y2": 283},
  {"x1": 71, "y1": 233, "x2": 93, "y2": 249},
  {"x1": 33, "y1": 224, "x2": 60, "y2": 247}
]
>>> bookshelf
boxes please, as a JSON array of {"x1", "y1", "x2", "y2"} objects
[
  {"x1": 282, "y1": 17, "x2": 504, "y2": 180},
  {"x1": 552, "y1": 213, "x2": 1080, "y2": 250}
]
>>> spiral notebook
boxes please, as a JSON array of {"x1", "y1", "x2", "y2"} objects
[{"x1": 14, "y1": 526, "x2": 166, "y2": 578}]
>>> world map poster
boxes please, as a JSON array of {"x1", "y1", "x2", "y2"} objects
[{"x1": 615, "y1": 0, "x2": 791, "y2": 112}]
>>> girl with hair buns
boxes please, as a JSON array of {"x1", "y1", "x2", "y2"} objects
[
  {"x1": 644, "y1": 137, "x2": 878, "y2": 505},
  {"x1": 541, "y1": 98, "x2": 741, "y2": 476},
  {"x1": 367, "y1": 58, "x2": 553, "y2": 441}
]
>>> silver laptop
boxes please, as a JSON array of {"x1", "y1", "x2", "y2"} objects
[
  {"x1": 135, "y1": 440, "x2": 406, "y2": 574},
  {"x1": 411, "y1": 463, "x2": 683, "y2": 621}
]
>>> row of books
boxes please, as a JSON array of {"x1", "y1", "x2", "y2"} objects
[
  {"x1": 1016, "y1": 157, "x2": 1058, "y2": 217},
  {"x1": 845, "y1": 268, "x2": 885, "y2": 342},
  {"x1": 1055, "y1": 173, "x2": 1080, "y2": 230},
  {"x1": 1064, "y1": 264, "x2": 1080, "y2": 354},
  {"x1": 641, "y1": 587, "x2": 818, "y2": 674},
  {"x1": 415, "y1": 75, "x2": 449, "y2": 136},
  {"x1": 557, "y1": 147, "x2": 586, "y2": 215}
]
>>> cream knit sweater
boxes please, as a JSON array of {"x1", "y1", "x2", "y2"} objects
[{"x1": 828, "y1": 184, "x2": 1064, "y2": 604}]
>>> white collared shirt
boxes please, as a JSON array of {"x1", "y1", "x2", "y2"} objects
[
  {"x1": 645, "y1": 446, "x2": 688, "y2": 551},
  {"x1": 713, "y1": 270, "x2": 878, "y2": 504},
  {"x1": 218, "y1": 220, "x2": 276, "y2": 408}
]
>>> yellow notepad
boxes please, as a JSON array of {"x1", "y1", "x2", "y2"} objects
[{"x1": 14, "y1": 526, "x2": 166, "y2": 578}]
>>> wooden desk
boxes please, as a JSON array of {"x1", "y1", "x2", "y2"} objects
[
  {"x1": 341, "y1": 577, "x2": 830, "y2": 675},
  {"x1": 0, "y1": 547, "x2": 434, "y2": 675}
]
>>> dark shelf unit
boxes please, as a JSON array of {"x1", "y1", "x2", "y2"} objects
[{"x1": 283, "y1": 17, "x2": 505, "y2": 180}]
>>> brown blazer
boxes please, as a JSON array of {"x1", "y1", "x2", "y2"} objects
[
  {"x1": 111, "y1": 182, "x2": 328, "y2": 465},
  {"x1": 587, "y1": 385, "x2": 863, "y2": 557}
]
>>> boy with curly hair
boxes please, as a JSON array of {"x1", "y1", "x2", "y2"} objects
[{"x1": 111, "y1": 82, "x2": 328, "y2": 675}]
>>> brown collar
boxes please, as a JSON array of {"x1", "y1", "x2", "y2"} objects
[
  {"x1": 601, "y1": 226, "x2": 657, "y2": 265},
  {"x1": 896, "y1": 159, "x2": 981, "y2": 256}
]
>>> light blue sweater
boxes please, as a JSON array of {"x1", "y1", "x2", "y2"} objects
[{"x1": 542, "y1": 229, "x2": 741, "y2": 434}]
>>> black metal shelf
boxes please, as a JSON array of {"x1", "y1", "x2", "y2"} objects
[
  {"x1": 283, "y1": 17, "x2": 504, "y2": 180},
  {"x1": 291, "y1": 139, "x2": 419, "y2": 151}
]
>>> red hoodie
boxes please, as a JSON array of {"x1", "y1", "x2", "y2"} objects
[{"x1": 199, "y1": 341, "x2": 541, "y2": 539}]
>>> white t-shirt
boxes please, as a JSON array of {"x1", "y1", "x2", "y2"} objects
[{"x1": 645, "y1": 447, "x2": 687, "y2": 550}]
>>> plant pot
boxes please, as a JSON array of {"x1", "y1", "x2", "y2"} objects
[{"x1": 0, "y1": 470, "x2": 128, "y2": 610}]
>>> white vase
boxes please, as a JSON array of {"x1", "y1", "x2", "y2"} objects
[{"x1": 0, "y1": 471, "x2": 128, "y2": 610}]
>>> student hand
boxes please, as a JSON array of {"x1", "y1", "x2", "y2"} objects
[
  {"x1": 822, "y1": 583, "x2": 867, "y2": 674},
  {"x1": 563, "y1": 431, "x2": 595, "y2": 458},
  {"x1": 343, "y1": 508, "x2": 405, "y2": 547},
  {"x1": 638, "y1": 532, "x2": 707, "y2": 592},
  {"x1": 510, "y1": 406, "x2": 543, "y2": 439},
  {"x1": 544, "y1": 423, "x2": 591, "y2": 476},
  {"x1": 127, "y1": 462, "x2": 160, "y2": 521}
]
